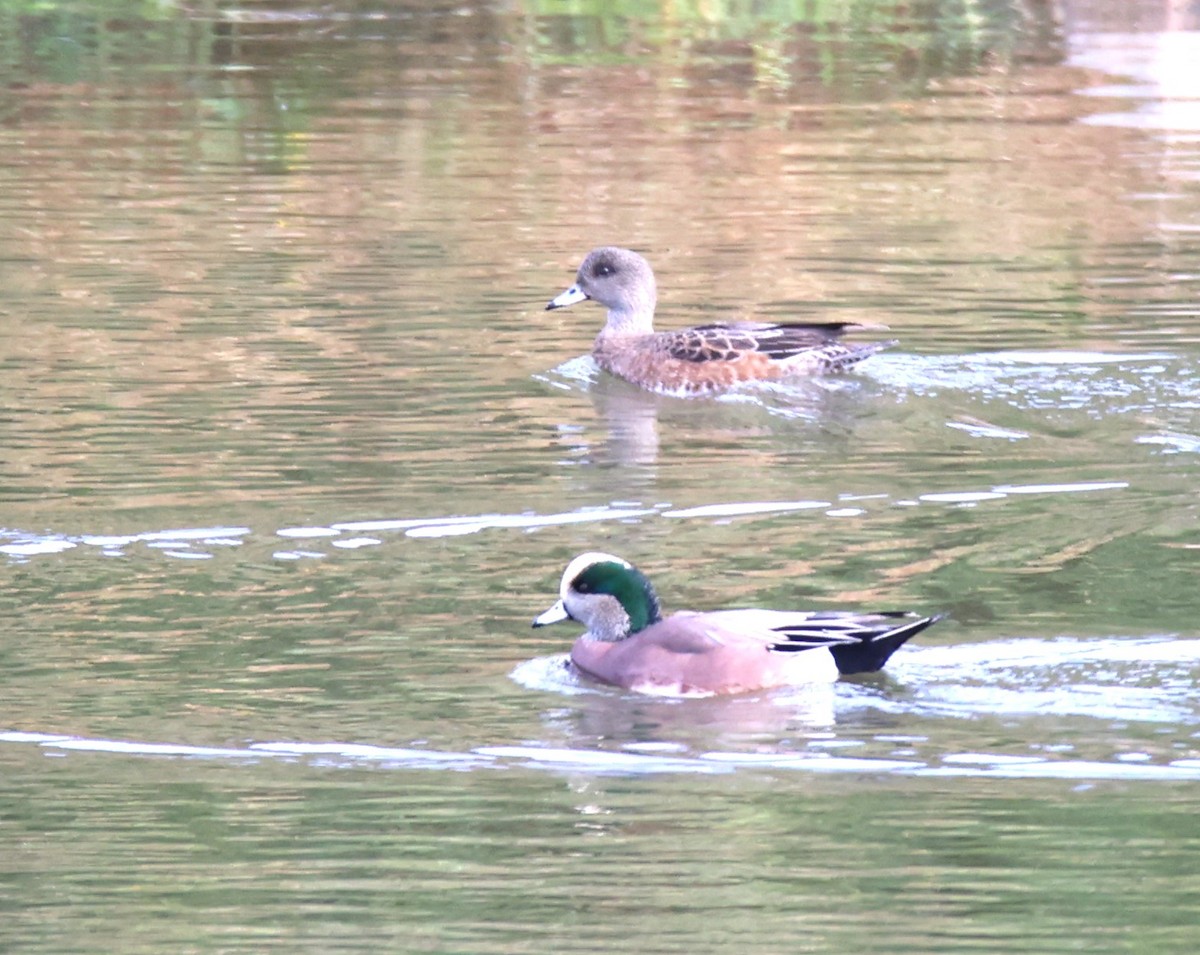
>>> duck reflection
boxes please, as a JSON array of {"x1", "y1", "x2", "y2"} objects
[
  {"x1": 560, "y1": 682, "x2": 839, "y2": 747},
  {"x1": 573, "y1": 364, "x2": 882, "y2": 469}
]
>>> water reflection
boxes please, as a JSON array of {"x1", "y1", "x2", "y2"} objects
[
  {"x1": 539, "y1": 358, "x2": 891, "y2": 468},
  {"x1": 2, "y1": 2, "x2": 1200, "y2": 951},
  {"x1": 10, "y1": 618, "x2": 1200, "y2": 785}
]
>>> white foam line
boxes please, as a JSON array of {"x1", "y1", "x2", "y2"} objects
[
  {"x1": 946, "y1": 421, "x2": 1029, "y2": 440},
  {"x1": 983, "y1": 350, "x2": 1175, "y2": 364},
  {"x1": 992, "y1": 481, "x2": 1128, "y2": 495},
  {"x1": 251, "y1": 742, "x2": 481, "y2": 762},
  {"x1": 702, "y1": 752, "x2": 923, "y2": 772},
  {"x1": 664, "y1": 501, "x2": 830, "y2": 519},
  {"x1": 405, "y1": 508, "x2": 656, "y2": 538},
  {"x1": 46, "y1": 738, "x2": 259, "y2": 758},
  {"x1": 135, "y1": 527, "x2": 251, "y2": 542},
  {"x1": 916, "y1": 760, "x2": 1200, "y2": 781},
  {"x1": 7, "y1": 731, "x2": 1199, "y2": 781},
  {"x1": 339, "y1": 508, "x2": 655, "y2": 536},
  {"x1": 1, "y1": 731, "x2": 488, "y2": 766},
  {"x1": 474, "y1": 745, "x2": 728, "y2": 774},
  {"x1": 943, "y1": 753, "x2": 1044, "y2": 765},
  {"x1": 330, "y1": 537, "x2": 381, "y2": 549},
  {"x1": 1136, "y1": 433, "x2": 1200, "y2": 452},
  {"x1": 333, "y1": 516, "x2": 491, "y2": 532},
  {"x1": 406, "y1": 523, "x2": 487, "y2": 538},
  {"x1": 0, "y1": 540, "x2": 76, "y2": 556},
  {"x1": 919, "y1": 491, "x2": 1008, "y2": 504},
  {"x1": 0, "y1": 731, "x2": 72, "y2": 744}
]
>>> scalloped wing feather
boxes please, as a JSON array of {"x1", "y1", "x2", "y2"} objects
[{"x1": 664, "y1": 322, "x2": 869, "y2": 363}]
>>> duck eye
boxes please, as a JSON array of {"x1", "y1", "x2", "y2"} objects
[
  {"x1": 593, "y1": 261, "x2": 615, "y2": 277},
  {"x1": 575, "y1": 580, "x2": 592, "y2": 593}
]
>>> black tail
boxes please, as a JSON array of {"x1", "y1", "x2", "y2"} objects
[{"x1": 829, "y1": 613, "x2": 944, "y2": 675}]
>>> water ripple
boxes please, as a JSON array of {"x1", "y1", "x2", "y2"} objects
[
  {"x1": 0, "y1": 477, "x2": 1133, "y2": 563},
  {"x1": 5, "y1": 726, "x2": 1200, "y2": 782}
]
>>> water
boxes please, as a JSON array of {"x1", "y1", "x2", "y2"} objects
[{"x1": 2, "y1": 1, "x2": 1199, "y2": 952}]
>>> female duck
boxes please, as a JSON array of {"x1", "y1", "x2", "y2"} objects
[{"x1": 546, "y1": 247, "x2": 893, "y2": 396}]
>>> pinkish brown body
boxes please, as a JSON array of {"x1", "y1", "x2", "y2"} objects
[
  {"x1": 569, "y1": 611, "x2": 838, "y2": 696},
  {"x1": 533, "y1": 553, "x2": 943, "y2": 697}
]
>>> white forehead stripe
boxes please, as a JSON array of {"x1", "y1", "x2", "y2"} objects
[{"x1": 559, "y1": 552, "x2": 631, "y2": 599}]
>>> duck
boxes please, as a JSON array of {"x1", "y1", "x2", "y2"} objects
[
  {"x1": 532, "y1": 552, "x2": 943, "y2": 697},
  {"x1": 545, "y1": 246, "x2": 894, "y2": 396}
]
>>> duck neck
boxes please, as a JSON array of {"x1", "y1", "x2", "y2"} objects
[{"x1": 598, "y1": 296, "x2": 656, "y2": 338}]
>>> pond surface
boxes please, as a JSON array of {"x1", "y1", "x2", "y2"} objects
[{"x1": 1, "y1": 1, "x2": 1199, "y2": 952}]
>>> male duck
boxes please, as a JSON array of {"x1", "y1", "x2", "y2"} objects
[
  {"x1": 546, "y1": 246, "x2": 894, "y2": 396},
  {"x1": 533, "y1": 552, "x2": 943, "y2": 697}
]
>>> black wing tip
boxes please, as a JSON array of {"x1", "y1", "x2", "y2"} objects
[
  {"x1": 828, "y1": 611, "x2": 947, "y2": 675},
  {"x1": 772, "y1": 321, "x2": 892, "y2": 336}
]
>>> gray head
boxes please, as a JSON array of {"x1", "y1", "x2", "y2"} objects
[
  {"x1": 545, "y1": 247, "x2": 658, "y2": 333},
  {"x1": 532, "y1": 551, "x2": 663, "y2": 642}
]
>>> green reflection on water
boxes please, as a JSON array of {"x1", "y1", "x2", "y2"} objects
[
  {"x1": 0, "y1": 0, "x2": 1063, "y2": 99},
  {"x1": 530, "y1": 0, "x2": 1061, "y2": 91},
  {"x1": 3, "y1": 752, "x2": 1198, "y2": 953}
]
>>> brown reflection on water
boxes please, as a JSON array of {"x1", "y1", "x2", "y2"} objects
[
  {"x1": 0, "y1": 2, "x2": 1172, "y2": 329},
  {"x1": 0, "y1": 1, "x2": 1195, "y2": 665}
]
